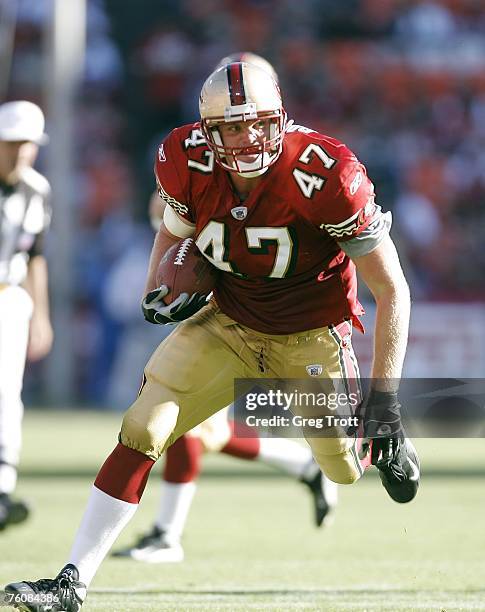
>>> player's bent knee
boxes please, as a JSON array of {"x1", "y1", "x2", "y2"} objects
[
  {"x1": 311, "y1": 446, "x2": 362, "y2": 485},
  {"x1": 322, "y1": 461, "x2": 360, "y2": 485},
  {"x1": 305, "y1": 435, "x2": 362, "y2": 484},
  {"x1": 194, "y1": 410, "x2": 232, "y2": 452},
  {"x1": 120, "y1": 400, "x2": 179, "y2": 461}
]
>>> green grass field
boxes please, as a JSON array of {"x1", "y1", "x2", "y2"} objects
[{"x1": 1, "y1": 410, "x2": 485, "y2": 611}]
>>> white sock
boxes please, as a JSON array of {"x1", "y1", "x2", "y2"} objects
[
  {"x1": 0, "y1": 463, "x2": 17, "y2": 494},
  {"x1": 68, "y1": 486, "x2": 138, "y2": 587},
  {"x1": 322, "y1": 474, "x2": 339, "y2": 507},
  {"x1": 155, "y1": 481, "x2": 196, "y2": 544},
  {"x1": 257, "y1": 438, "x2": 315, "y2": 479}
]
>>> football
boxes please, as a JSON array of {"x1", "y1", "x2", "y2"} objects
[{"x1": 156, "y1": 237, "x2": 219, "y2": 304}]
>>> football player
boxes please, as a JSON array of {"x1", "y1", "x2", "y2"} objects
[
  {"x1": 6, "y1": 60, "x2": 419, "y2": 610},
  {"x1": 111, "y1": 54, "x2": 338, "y2": 564}
]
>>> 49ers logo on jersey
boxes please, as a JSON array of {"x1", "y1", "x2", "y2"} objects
[
  {"x1": 349, "y1": 170, "x2": 362, "y2": 195},
  {"x1": 321, "y1": 195, "x2": 376, "y2": 239},
  {"x1": 358, "y1": 196, "x2": 376, "y2": 226},
  {"x1": 320, "y1": 210, "x2": 361, "y2": 238}
]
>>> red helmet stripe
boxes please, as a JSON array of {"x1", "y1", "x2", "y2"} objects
[{"x1": 227, "y1": 63, "x2": 246, "y2": 106}]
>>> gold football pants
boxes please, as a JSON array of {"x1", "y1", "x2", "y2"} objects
[{"x1": 120, "y1": 302, "x2": 363, "y2": 484}]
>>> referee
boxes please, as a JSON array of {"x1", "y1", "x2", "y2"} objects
[{"x1": 0, "y1": 100, "x2": 53, "y2": 531}]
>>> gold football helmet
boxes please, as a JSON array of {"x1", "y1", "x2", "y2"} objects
[
  {"x1": 216, "y1": 52, "x2": 279, "y2": 83},
  {"x1": 199, "y1": 62, "x2": 286, "y2": 176}
]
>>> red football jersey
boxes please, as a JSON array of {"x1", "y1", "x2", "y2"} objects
[{"x1": 155, "y1": 121, "x2": 378, "y2": 334}]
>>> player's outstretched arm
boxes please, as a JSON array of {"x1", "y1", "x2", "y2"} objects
[
  {"x1": 352, "y1": 234, "x2": 411, "y2": 466},
  {"x1": 352, "y1": 233, "x2": 410, "y2": 386}
]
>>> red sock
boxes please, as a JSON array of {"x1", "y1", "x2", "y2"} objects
[
  {"x1": 221, "y1": 421, "x2": 260, "y2": 460},
  {"x1": 94, "y1": 442, "x2": 155, "y2": 503},
  {"x1": 163, "y1": 435, "x2": 203, "y2": 483}
]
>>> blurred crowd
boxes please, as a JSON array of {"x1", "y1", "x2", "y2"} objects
[{"x1": 5, "y1": 0, "x2": 485, "y2": 403}]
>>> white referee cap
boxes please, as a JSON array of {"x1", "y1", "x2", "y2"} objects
[{"x1": 0, "y1": 100, "x2": 48, "y2": 145}]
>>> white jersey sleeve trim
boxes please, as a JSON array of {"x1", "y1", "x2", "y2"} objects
[
  {"x1": 338, "y1": 210, "x2": 392, "y2": 259},
  {"x1": 163, "y1": 203, "x2": 195, "y2": 239}
]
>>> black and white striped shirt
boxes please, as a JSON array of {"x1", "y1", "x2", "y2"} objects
[{"x1": 0, "y1": 167, "x2": 51, "y2": 285}]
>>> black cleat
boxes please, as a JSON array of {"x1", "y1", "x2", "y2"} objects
[
  {"x1": 301, "y1": 471, "x2": 338, "y2": 527},
  {"x1": 5, "y1": 564, "x2": 86, "y2": 611},
  {"x1": 111, "y1": 525, "x2": 184, "y2": 563},
  {"x1": 376, "y1": 437, "x2": 420, "y2": 503},
  {"x1": 0, "y1": 493, "x2": 30, "y2": 531}
]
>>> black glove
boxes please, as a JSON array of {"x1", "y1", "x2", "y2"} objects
[
  {"x1": 141, "y1": 285, "x2": 208, "y2": 325},
  {"x1": 362, "y1": 389, "x2": 403, "y2": 465}
]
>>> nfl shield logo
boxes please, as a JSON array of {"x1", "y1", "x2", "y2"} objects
[
  {"x1": 231, "y1": 206, "x2": 248, "y2": 220},
  {"x1": 306, "y1": 364, "x2": 323, "y2": 377}
]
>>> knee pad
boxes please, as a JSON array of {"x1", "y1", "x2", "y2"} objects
[
  {"x1": 315, "y1": 451, "x2": 361, "y2": 485},
  {"x1": 307, "y1": 437, "x2": 363, "y2": 485},
  {"x1": 120, "y1": 399, "x2": 179, "y2": 461},
  {"x1": 191, "y1": 408, "x2": 231, "y2": 452}
]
